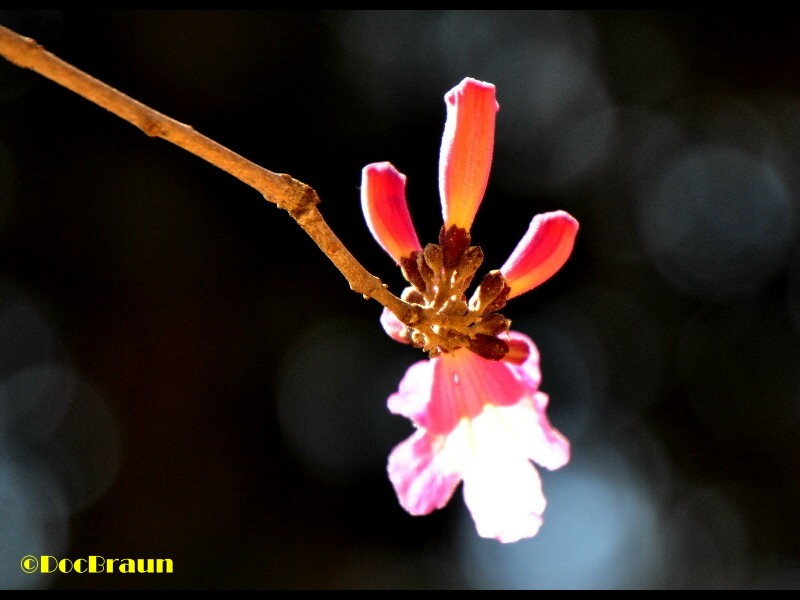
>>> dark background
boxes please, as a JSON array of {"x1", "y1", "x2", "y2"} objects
[{"x1": 1, "y1": 9, "x2": 800, "y2": 589}]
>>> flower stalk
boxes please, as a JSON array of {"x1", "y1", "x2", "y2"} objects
[{"x1": 0, "y1": 24, "x2": 582, "y2": 542}]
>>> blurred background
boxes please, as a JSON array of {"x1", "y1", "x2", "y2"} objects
[{"x1": 0, "y1": 9, "x2": 799, "y2": 589}]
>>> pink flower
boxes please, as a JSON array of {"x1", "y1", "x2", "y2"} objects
[{"x1": 361, "y1": 77, "x2": 578, "y2": 543}]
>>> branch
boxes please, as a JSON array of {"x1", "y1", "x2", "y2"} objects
[{"x1": 0, "y1": 24, "x2": 421, "y2": 325}]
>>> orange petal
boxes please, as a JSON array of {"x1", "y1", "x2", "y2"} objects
[
  {"x1": 439, "y1": 78, "x2": 498, "y2": 231},
  {"x1": 500, "y1": 211, "x2": 579, "y2": 299},
  {"x1": 361, "y1": 162, "x2": 422, "y2": 263}
]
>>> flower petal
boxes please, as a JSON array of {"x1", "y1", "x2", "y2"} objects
[
  {"x1": 503, "y1": 330, "x2": 541, "y2": 391},
  {"x1": 493, "y1": 395, "x2": 571, "y2": 471},
  {"x1": 361, "y1": 162, "x2": 422, "y2": 263},
  {"x1": 426, "y1": 349, "x2": 527, "y2": 435},
  {"x1": 388, "y1": 349, "x2": 532, "y2": 435},
  {"x1": 380, "y1": 307, "x2": 409, "y2": 345},
  {"x1": 500, "y1": 211, "x2": 579, "y2": 299},
  {"x1": 387, "y1": 359, "x2": 434, "y2": 424},
  {"x1": 461, "y1": 442, "x2": 546, "y2": 543},
  {"x1": 439, "y1": 78, "x2": 498, "y2": 231},
  {"x1": 500, "y1": 332, "x2": 569, "y2": 470},
  {"x1": 387, "y1": 429, "x2": 462, "y2": 516}
]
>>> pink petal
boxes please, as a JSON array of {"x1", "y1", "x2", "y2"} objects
[
  {"x1": 495, "y1": 394, "x2": 571, "y2": 471},
  {"x1": 387, "y1": 429, "x2": 462, "y2": 516},
  {"x1": 500, "y1": 332, "x2": 569, "y2": 470},
  {"x1": 380, "y1": 307, "x2": 409, "y2": 345},
  {"x1": 387, "y1": 359, "x2": 434, "y2": 425},
  {"x1": 462, "y1": 452, "x2": 546, "y2": 543},
  {"x1": 439, "y1": 78, "x2": 499, "y2": 231},
  {"x1": 503, "y1": 331, "x2": 541, "y2": 392},
  {"x1": 425, "y1": 349, "x2": 527, "y2": 435},
  {"x1": 500, "y1": 211, "x2": 579, "y2": 299},
  {"x1": 387, "y1": 349, "x2": 531, "y2": 436},
  {"x1": 361, "y1": 162, "x2": 422, "y2": 263}
]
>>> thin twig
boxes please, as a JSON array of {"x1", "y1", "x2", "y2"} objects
[{"x1": 0, "y1": 24, "x2": 422, "y2": 325}]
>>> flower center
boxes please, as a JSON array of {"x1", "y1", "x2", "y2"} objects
[{"x1": 398, "y1": 225, "x2": 512, "y2": 360}]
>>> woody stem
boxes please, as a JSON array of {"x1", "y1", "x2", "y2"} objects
[{"x1": 0, "y1": 24, "x2": 421, "y2": 325}]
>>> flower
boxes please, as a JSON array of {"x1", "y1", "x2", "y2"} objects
[{"x1": 360, "y1": 77, "x2": 579, "y2": 543}]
